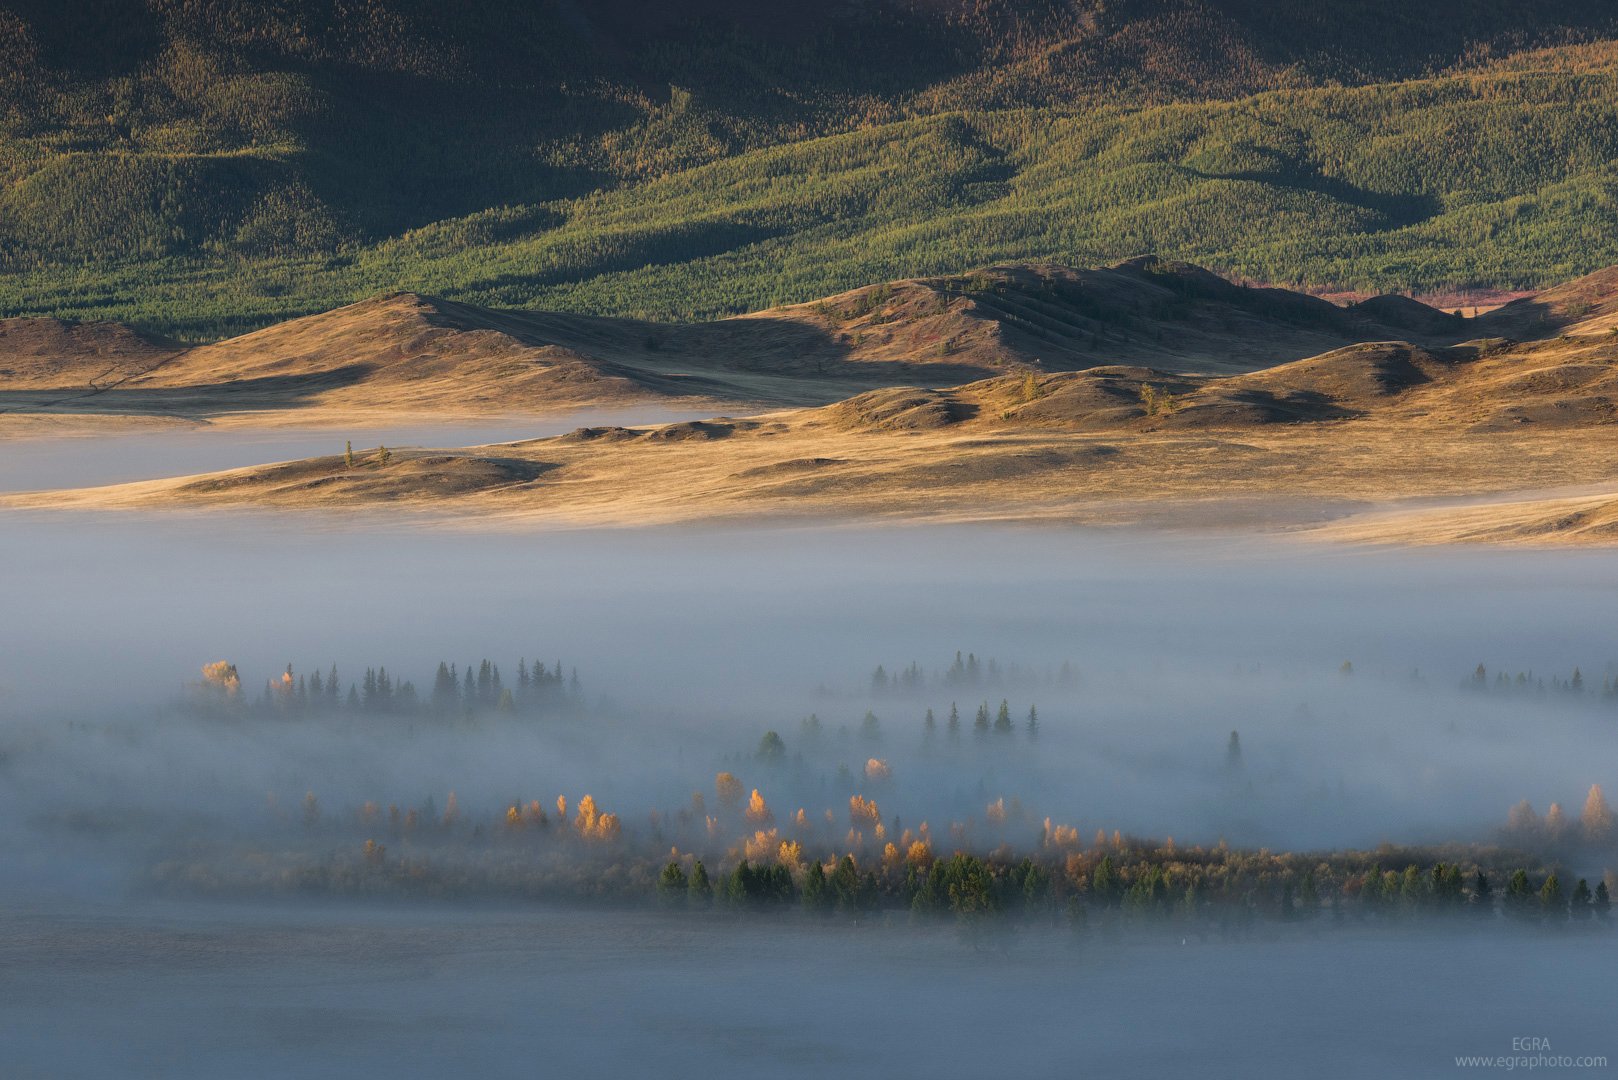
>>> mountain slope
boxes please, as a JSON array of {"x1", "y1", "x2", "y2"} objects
[{"x1": 5, "y1": 3, "x2": 1618, "y2": 336}]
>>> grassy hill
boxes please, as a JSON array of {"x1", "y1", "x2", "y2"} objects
[
  {"x1": 0, "y1": 258, "x2": 1485, "y2": 424},
  {"x1": 19, "y1": 291, "x2": 1618, "y2": 534},
  {"x1": 5, "y1": 1, "x2": 1618, "y2": 337}
]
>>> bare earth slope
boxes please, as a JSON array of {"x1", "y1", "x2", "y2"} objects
[{"x1": 0, "y1": 258, "x2": 1472, "y2": 430}]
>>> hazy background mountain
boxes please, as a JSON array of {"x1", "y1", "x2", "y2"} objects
[{"x1": 5, "y1": 0, "x2": 1618, "y2": 337}]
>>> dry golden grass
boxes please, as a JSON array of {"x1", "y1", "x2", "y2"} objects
[
  {"x1": 13, "y1": 261, "x2": 1618, "y2": 545},
  {"x1": 14, "y1": 329, "x2": 1618, "y2": 546},
  {"x1": 0, "y1": 258, "x2": 1493, "y2": 437}
]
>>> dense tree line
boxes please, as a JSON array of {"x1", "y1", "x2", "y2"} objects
[{"x1": 193, "y1": 657, "x2": 582, "y2": 718}]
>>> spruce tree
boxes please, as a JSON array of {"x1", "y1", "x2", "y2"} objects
[
  {"x1": 860, "y1": 711, "x2": 880, "y2": 741},
  {"x1": 1506, "y1": 869, "x2": 1533, "y2": 918},
  {"x1": 994, "y1": 700, "x2": 1012, "y2": 735},
  {"x1": 657, "y1": 861, "x2": 688, "y2": 904},
  {"x1": 688, "y1": 860, "x2": 712, "y2": 905},
  {"x1": 1539, "y1": 872, "x2": 1565, "y2": 919},
  {"x1": 1025, "y1": 704, "x2": 1039, "y2": 740},
  {"x1": 1573, "y1": 878, "x2": 1593, "y2": 918},
  {"x1": 831, "y1": 855, "x2": 861, "y2": 910},
  {"x1": 947, "y1": 702, "x2": 960, "y2": 740},
  {"x1": 1091, "y1": 854, "x2": 1120, "y2": 907},
  {"x1": 802, "y1": 860, "x2": 829, "y2": 912}
]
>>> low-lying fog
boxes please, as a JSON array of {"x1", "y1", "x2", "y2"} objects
[
  {"x1": 4, "y1": 430, "x2": 1617, "y2": 1077},
  {"x1": 3, "y1": 512, "x2": 1616, "y2": 852},
  {"x1": 0, "y1": 407, "x2": 716, "y2": 490},
  {"x1": 3, "y1": 902, "x2": 1610, "y2": 1080}
]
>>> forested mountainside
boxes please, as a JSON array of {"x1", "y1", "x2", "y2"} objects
[{"x1": 5, "y1": 1, "x2": 1618, "y2": 337}]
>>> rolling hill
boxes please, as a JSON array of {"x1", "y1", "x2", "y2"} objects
[
  {"x1": 15, "y1": 260, "x2": 1618, "y2": 540},
  {"x1": 0, "y1": 258, "x2": 1482, "y2": 425}
]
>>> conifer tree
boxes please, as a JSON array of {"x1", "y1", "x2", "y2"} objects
[
  {"x1": 994, "y1": 700, "x2": 1013, "y2": 735},
  {"x1": 688, "y1": 860, "x2": 711, "y2": 905},
  {"x1": 1582, "y1": 784, "x2": 1614, "y2": 844},
  {"x1": 1473, "y1": 870, "x2": 1492, "y2": 916},
  {"x1": 803, "y1": 860, "x2": 830, "y2": 912},
  {"x1": 658, "y1": 861, "x2": 688, "y2": 904},
  {"x1": 1573, "y1": 878, "x2": 1593, "y2": 918},
  {"x1": 947, "y1": 703, "x2": 960, "y2": 740},
  {"x1": 1505, "y1": 869, "x2": 1533, "y2": 918},
  {"x1": 1025, "y1": 704, "x2": 1039, "y2": 740},
  {"x1": 860, "y1": 711, "x2": 880, "y2": 741},
  {"x1": 1539, "y1": 872, "x2": 1565, "y2": 918},
  {"x1": 1090, "y1": 854, "x2": 1120, "y2": 907}
]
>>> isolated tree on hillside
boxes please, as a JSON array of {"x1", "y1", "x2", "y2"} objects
[
  {"x1": 1227, "y1": 730, "x2": 1242, "y2": 770},
  {"x1": 1025, "y1": 705, "x2": 1039, "y2": 740}
]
